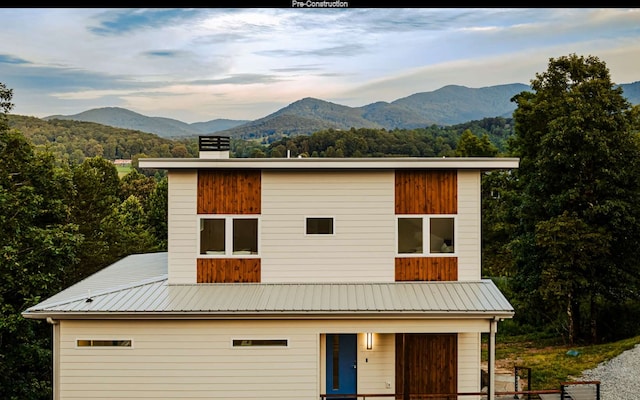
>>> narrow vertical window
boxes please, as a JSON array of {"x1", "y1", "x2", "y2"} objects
[
  {"x1": 398, "y1": 217, "x2": 423, "y2": 253},
  {"x1": 332, "y1": 334, "x2": 340, "y2": 390},
  {"x1": 200, "y1": 218, "x2": 225, "y2": 255},
  {"x1": 430, "y1": 217, "x2": 454, "y2": 253},
  {"x1": 233, "y1": 218, "x2": 258, "y2": 254}
]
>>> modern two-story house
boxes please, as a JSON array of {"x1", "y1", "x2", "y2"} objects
[{"x1": 23, "y1": 136, "x2": 519, "y2": 400}]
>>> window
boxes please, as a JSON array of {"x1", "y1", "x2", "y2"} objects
[
  {"x1": 200, "y1": 216, "x2": 259, "y2": 256},
  {"x1": 232, "y1": 339, "x2": 288, "y2": 347},
  {"x1": 397, "y1": 216, "x2": 455, "y2": 255},
  {"x1": 77, "y1": 339, "x2": 132, "y2": 347},
  {"x1": 306, "y1": 217, "x2": 334, "y2": 235}
]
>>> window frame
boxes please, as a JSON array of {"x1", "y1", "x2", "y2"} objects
[
  {"x1": 76, "y1": 339, "x2": 133, "y2": 349},
  {"x1": 198, "y1": 215, "x2": 260, "y2": 257},
  {"x1": 396, "y1": 214, "x2": 457, "y2": 256},
  {"x1": 304, "y1": 216, "x2": 335, "y2": 236},
  {"x1": 231, "y1": 338, "x2": 289, "y2": 348}
]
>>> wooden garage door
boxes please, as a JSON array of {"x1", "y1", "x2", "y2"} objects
[{"x1": 395, "y1": 333, "x2": 457, "y2": 400}]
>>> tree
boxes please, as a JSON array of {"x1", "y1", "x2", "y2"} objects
[
  {"x1": 0, "y1": 84, "x2": 83, "y2": 399},
  {"x1": 0, "y1": 82, "x2": 14, "y2": 117},
  {"x1": 455, "y1": 129, "x2": 499, "y2": 157},
  {"x1": 68, "y1": 156, "x2": 122, "y2": 284},
  {"x1": 120, "y1": 168, "x2": 157, "y2": 210},
  {"x1": 100, "y1": 195, "x2": 159, "y2": 258},
  {"x1": 145, "y1": 175, "x2": 168, "y2": 250},
  {"x1": 507, "y1": 54, "x2": 640, "y2": 344}
]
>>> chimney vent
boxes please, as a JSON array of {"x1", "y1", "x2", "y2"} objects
[{"x1": 199, "y1": 136, "x2": 230, "y2": 159}]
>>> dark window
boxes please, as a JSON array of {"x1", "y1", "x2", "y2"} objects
[{"x1": 306, "y1": 217, "x2": 334, "y2": 235}]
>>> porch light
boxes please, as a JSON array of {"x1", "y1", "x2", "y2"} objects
[{"x1": 366, "y1": 332, "x2": 373, "y2": 350}]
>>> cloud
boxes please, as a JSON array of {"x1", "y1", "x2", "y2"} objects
[
  {"x1": 1, "y1": 8, "x2": 639, "y2": 123},
  {"x1": 0, "y1": 54, "x2": 30, "y2": 65},
  {"x1": 89, "y1": 8, "x2": 202, "y2": 35}
]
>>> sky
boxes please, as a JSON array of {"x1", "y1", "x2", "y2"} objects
[{"x1": 1, "y1": 8, "x2": 640, "y2": 123}]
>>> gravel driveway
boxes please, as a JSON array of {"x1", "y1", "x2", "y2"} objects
[{"x1": 578, "y1": 343, "x2": 640, "y2": 400}]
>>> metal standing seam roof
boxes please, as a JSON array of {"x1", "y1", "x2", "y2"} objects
[{"x1": 22, "y1": 252, "x2": 514, "y2": 319}]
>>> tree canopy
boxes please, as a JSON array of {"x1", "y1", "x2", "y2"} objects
[{"x1": 504, "y1": 54, "x2": 640, "y2": 343}]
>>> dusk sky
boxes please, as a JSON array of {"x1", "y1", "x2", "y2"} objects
[{"x1": 1, "y1": 8, "x2": 639, "y2": 123}]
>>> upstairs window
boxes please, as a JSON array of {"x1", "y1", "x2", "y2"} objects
[
  {"x1": 306, "y1": 217, "x2": 334, "y2": 235},
  {"x1": 397, "y1": 216, "x2": 455, "y2": 255},
  {"x1": 200, "y1": 216, "x2": 259, "y2": 256}
]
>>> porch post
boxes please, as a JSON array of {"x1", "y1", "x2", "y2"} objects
[
  {"x1": 47, "y1": 317, "x2": 60, "y2": 400},
  {"x1": 489, "y1": 318, "x2": 497, "y2": 400}
]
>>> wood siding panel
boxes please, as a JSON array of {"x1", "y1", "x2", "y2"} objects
[
  {"x1": 197, "y1": 170, "x2": 261, "y2": 214},
  {"x1": 395, "y1": 170, "x2": 457, "y2": 214},
  {"x1": 394, "y1": 257, "x2": 458, "y2": 281},
  {"x1": 395, "y1": 333, "x2": 457, "y2": 400},
  {"x1": 197, "y1": 258, "x2": 261, "y2": 283}
]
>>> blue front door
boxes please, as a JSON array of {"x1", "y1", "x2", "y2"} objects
[{"x1": 326, "y1": 334, "x2": 357, "y2": 399}]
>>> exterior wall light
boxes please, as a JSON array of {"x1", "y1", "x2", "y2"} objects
[{"x1": 366, "y1": 332, "x2": 373, "y2": 350}]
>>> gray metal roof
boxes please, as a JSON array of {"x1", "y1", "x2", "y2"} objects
[{"x1": 23, "y1": 252, "x2": 514, "y2": 320}]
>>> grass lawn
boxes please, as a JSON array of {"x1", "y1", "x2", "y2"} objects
[
  {"x1": 485, "y1": 332, "x2": 640, "y2": 389},
  {"x1": 116, "y1": 164, "x2": 132, "y2": 177}
]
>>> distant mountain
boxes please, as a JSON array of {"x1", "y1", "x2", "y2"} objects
[
  {"x1": 44, "y1": 107, "x2": 249, "y2": 138},
  {"x1": 358, "y1": 101, "x2": 436, "y2": 129},
  {"x1": 44, "y1": 81, "x2": 640, "y2": 140},
  {"x1": 620, "y1": 81, "x2": 640, "y2": 104},
  {"x1": 390, "y1": 84, "x2": 530, "y2": 125},
  {"x1": 221, "y1": 98, "x2": 384, "y2": 139},
  {"x1": 221, "y1": 113, "x2": 340, "y2": 140},
  {"x1": 217, "y1": 84, "x2": 531, "y2": 139}
]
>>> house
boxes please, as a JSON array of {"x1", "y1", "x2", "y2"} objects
[{"x1": 23, "y1": 136, "x2": 519, "y2": 400}]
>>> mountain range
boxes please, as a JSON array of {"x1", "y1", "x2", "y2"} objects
[{"x1": 44, "y1": 82, "x2": 640, "y2": 140}]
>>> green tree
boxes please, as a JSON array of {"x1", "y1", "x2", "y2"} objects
[
  {"x1": 120, "y1": 168, "x2": 157, "y2": 210},
  {"x1": 68, "y1": 156, "x2": 121, "y2": 284},
  {"x1": 0, "y1": 82, "x2": 13, "y2": 118},
  {"x1": 507, "y1": 54, "x2": 640, "y2": 344},
  {"x1": 0, "y1": 84, "x2": 83, "y2": 399},
  {"x1": 455, "y1": 129, "x2": 499, "y2": 157},
  {"x1": 100, "y1": 195, "x2": 159, "y2": 258},
  {"x1": 146, "y1": 175, "x2": 168, "y2": 250}
]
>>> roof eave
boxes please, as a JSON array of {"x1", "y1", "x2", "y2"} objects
[
  {"x1": 138, "y1": 157, "x2": 520, "y2": 171},
  {"x1": 23, "y1": 310, "x2": 515, "y2": 321}
]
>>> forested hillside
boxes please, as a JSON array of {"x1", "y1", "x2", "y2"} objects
[
  {"x1": 8, "y1": 113, "x2": 514, "y2": 162},
  {"x1": 7, "y1": 115, "x2": 199, "y2": 163}
]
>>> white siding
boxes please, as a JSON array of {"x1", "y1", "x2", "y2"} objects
[
  {"x1": 168, "y1": 170, "x2": 197, "y2": 284},
  {"x1": 261, "y1": 171, "x2": 396, "y2": 283},
  {"x1": 458, "y1": 332, "x2": 482, "y2": 398},
  {"x1": 60, "y1": 320, "x2": 319, "y2": 400},
  {"x1": 357, "y1": 333, "x2": 396, "y2": 398},
  {"x1": 457, "y1": 170, "x2": 482, "y2": 281},
  {"x1": 58, "y1": 319, "x2": 491, "y2": 400}
]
